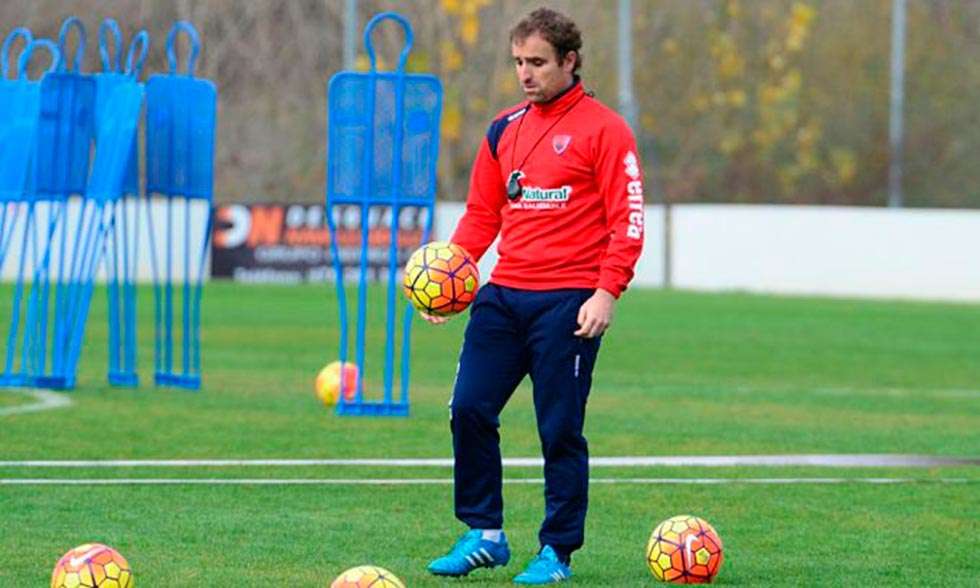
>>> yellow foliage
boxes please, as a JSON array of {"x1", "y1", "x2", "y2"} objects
[
  {"x1": 778, "y1": 166, "x2": 801, "y2": 193},
  {"x1": 354, "y1": 53, "x2": 376, "y2": 72},
  {"x1": 787, "y1": 3, "x2": 816, "y2": 51},
  {"x1": 641, "y1": 113, "x2": 657, "y2": 132},
  {"x1": 709, "y1": 32, "x2": 733, "y2": 58},
  {"x1": 441, "y1": 41, "x2": 463, "y2": 72},
  {"x1": 796, "y1": 121, "x2": 821, "y2": 150},
  {"x1": 662, "y1": 38, "x2": 679, "y2": 56},
  {"x1": 407, "y1": 51, "x2": 430, "y2": 72},
  {"x1": 718, "y1": 51, "x2": 744, "y2": 79},
  {"x1": 759, "y1": 83, "x2": 780, "y2": 106},
  {"x1": 461, "y1": 15, "x2": 479, "y2": 46},
  {"x1": 470, "y1": 96, "x2": 487, "y2": 112},
  {"x1": 727, "y1": 0, "x2": 740, "y2": 18},
  {"x1": 441, "y1": 0, "x2": 491, "y2": 46},
  {"x1": 719, "y1": 133, "x2": 742, "y2": 155},
  {"x1": 762, "y1": 70, "x2": 802, "y2": 106},
  {"x1": 796, "y1": 151, "x2": 817, "y2": 171},
  {"x1": 728, "y1": 89, "x2": 747, "y2": 108},
  {"x1": 442, "y1": 0, "x2": 491, "y2": 13},
  {"x1": 830, "y1": 148, "x2": 857, "y2": 184},
  {"x1": 791, "y1": 3, "x2": 817, "y2": 30},
  {"x1": 442, "y1": 102, "x2": 462, "y2": 141},
  {"x1": 783, "y1": 70, "x2": 802, "y2": 93},
  {"x1": 497, "y1": 70, "x2": 515, "y2": 94},
  {"x1": 786, "y1": 29, "x2": 806, "y2": 53}
]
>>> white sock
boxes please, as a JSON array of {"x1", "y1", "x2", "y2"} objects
[{"x1": 480, "y1": 529, "x2": 503, "y2": 542}]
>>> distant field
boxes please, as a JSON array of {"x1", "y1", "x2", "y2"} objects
[{"x1": 1, "y1": 283, "x2": 977, "y2": 586}]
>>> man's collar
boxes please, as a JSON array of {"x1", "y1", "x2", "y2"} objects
[{"x1": 531, "y1": 76, "x2": 584, "y2": 114}]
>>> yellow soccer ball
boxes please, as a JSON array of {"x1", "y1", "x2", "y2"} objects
[
  {"x1": 330, "y1": 565, "x2": 404, "y2": 587},
  {"x1": 51, "y1": 543, "x2": 133, "y2": 588},
  {"x1": 315, "y1": 361, "x2": 358, "y2": 405},
  {"x1": 646, "y1": 515, "x2": 724, "y2": 584},
  {"x1": 403, "y1": 241, "x2": 479, "y2": 317}
]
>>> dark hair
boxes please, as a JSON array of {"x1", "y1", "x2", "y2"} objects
[{"x1": 510, "y1": 7, "x2": 583, "y2": 73}]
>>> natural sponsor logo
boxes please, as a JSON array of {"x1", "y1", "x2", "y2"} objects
[{"x1": 520, "y1": 185, "x2": 572, "y2": 202}]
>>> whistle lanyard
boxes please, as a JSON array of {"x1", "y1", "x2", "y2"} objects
[{"x1": 507, "y1": 92, "x2": 586, "y2": 200}]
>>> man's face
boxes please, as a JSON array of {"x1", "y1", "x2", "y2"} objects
[{"x1": 511, "y1": 33, "x2": 576, "y2": 103}]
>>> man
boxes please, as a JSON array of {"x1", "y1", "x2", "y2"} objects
[{"x1": 425, "y1": 7, "x2": 645, "y2": 585}]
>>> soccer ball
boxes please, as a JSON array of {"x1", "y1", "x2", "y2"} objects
[
  {"x1": 403, "y1": 241, "x2": 479, "y2": 317},
  {"x1": 330, "y1": 565, "x2": 405, "y2": 587},
  {"x1": 315, "y1": 361, "x2": 358, "y2": 405},
  {"x1": 646, "y1": 515, "x2": 723, "y2": 584},
  {"x1": 51, "y1": 543, "x2": 133, "y2": 588}
]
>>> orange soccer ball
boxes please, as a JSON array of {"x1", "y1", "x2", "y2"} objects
[
  {"x1": 51, "y1": 543, "x2": 133, "y2": 588},
  {"x1": 403, "y1": 241, "x2": 479, "y2": 317},
  {"x1": 646, "y1": 515, "x2": 724, "y2": 584},
  {"x1": 330, "y1": 565, "x2": 405, "y2": 587}
]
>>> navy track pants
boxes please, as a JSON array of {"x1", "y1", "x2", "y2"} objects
[{"x1": 450, "y1": 283, "x2": 601, "y2": 554}]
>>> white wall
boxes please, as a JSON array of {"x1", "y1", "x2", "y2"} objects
[
  {"x1": 4, "y1": 200, "x2": 978, "y2": 302},
  {"x1": 0, "y1": 199, "x2": 211, "y2": 283},
  {"x1": 438, "y1": 203, "x2": 980, "y2": 302},
  {"x1": 670, "y1": 204, "x2": 980, "y2": 302}
]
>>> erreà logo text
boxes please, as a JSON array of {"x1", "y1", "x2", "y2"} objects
[{"x1": 520, "y1": 185, "x2": 572, "y2": 202}]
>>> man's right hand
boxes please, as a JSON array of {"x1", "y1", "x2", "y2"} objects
[{"x1": 420, "y1": 312, "x2": 450, "y2": 325}]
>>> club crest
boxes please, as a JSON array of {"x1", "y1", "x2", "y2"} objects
[{"x1": 552, "y1": 134, "x2": 572, "y2": 155}]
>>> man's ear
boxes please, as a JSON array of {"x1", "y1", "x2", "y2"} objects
[{"x1": 561, "y1": 50, "x2": 577, "y2": 74}]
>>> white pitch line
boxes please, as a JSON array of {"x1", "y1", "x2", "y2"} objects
[
  {"x1": 0, "y1": 388, "x2": 72, "y2": 417},
  {"x1": 0, "y1": 454, "x2": 976, "y2": 468},
  {"x1": 0, "y1": 477, "x2": 970, "y2": 486}
]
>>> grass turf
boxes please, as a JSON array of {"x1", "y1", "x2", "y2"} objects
[{"x1": 1, "y1": 283, "x2": 978, "y2": 585}]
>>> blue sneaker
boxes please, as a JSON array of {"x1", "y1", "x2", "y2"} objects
[
  {"x1": 427, "y1": 529, "x2": 511, "y2": 577},
  {"x1": 513, "y1": 546, "x2": 572, "y2": 585}
]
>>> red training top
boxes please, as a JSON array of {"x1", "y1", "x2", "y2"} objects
[{"x1": 451, "y1": 81, "x2": 645, "y2": 298}]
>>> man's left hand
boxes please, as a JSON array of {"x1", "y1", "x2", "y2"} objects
[{"x1": 574, "y1": 288, "x2": 616, "y2": 338}]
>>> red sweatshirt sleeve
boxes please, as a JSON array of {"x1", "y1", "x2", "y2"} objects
[
  {"x1": 592, "y1": 120, "x2": 645, "y2": 298},
  {"x1": 450, "y1": 137, "x2": 507, "y2": 262}
]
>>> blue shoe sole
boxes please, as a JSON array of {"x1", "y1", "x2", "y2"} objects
[
  {"x1": 428, "y1": 561, "x2": 507, "y2": 577},
  {"x1": 426, "y1": 562, "x2": 507, "y2": 578}
]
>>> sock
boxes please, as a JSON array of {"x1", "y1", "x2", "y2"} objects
[
  {"x1": 479, "y1": 529, "x2": 503, "y2": 542},
  {"x1": 548, "y1": 545, "x2": 572, "y2": 565}
]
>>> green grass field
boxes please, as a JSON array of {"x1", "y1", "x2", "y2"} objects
[{"x1": 1, "y1": 283, "x2": 978, "y2": 586}]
